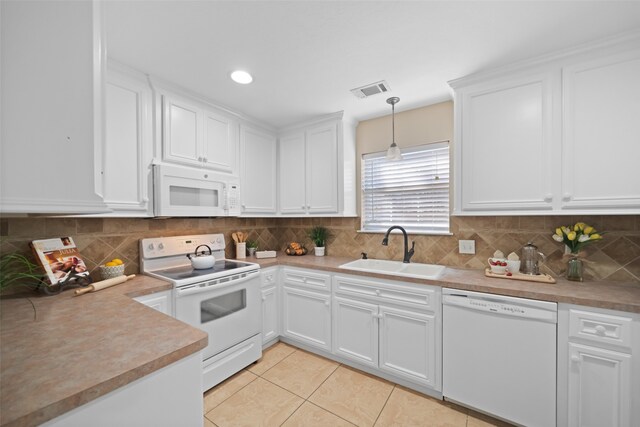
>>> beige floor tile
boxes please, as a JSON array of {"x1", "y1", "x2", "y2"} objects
[
  {"x1": 282, "y1": 401, "x2": 355, "y2": 427},
  {"x1": 204, "y1": 416, "x2": 216, "y2": 427},
  {"x1": 204, "y1": 369, "x2": 258, "y2": 412},
  {"x1": 467, "y1": 410, "x2": 514, "y2": 427},
  {"x1": 206, "y1": 377, "x2": 303, "y2": 427},
  {"x1": 248, "y1": 342, "x2": 297, "y2": 376},
  {"x1": 262, "y1": 349, "x2": 339, "y2": 398},
  {"x1": 374, "y1": 386, "x2": 467, "y2": 427},
  {"x1": 309, "y1": 366, "x2": 394, "y2": 427}
]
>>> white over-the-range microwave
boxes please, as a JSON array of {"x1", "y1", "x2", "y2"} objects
[{"x1": 153, "y1": 164, "x2": 241, "y2": 217}]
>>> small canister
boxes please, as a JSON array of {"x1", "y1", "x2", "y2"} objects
[{"x1": 236, "y1": 242, "x2": 246, "y2": 259}]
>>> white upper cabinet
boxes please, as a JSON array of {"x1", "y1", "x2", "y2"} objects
[
  {"x1": 162, "y1": 91, "x2": 238, "y2": 176},
  {"x1": 561, "y1": 51, "x2": 640, "y2": 211},
  {"x1": 240, "y1": 124, "x2": 277, "y2": 215},
  {"x1": 277, "y1": 114, "x2": 356, "y2": 216},
  {"x1": 456, "y1": 71, "x2": 557, "y2": 213},
  {"x1": 0, "y1": 0, "x2": 108, "y2": 214},
  {"x1": 279, "y1": 132, "x2": 307, "y2": 214},
  {"x1": 103, "y1": 62, "x2": 153, "y2": 216},
  {"x1": 451, "y1": 35, "x2": 640, "y2": 215}
]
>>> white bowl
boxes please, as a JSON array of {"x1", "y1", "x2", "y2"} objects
[{"x1": 490, "y1": 264, "x2": 507, "y2": 275}]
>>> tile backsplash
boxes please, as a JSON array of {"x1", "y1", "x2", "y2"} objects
[{"x1": 1, "y1": 215, "x2": 639, "y2": 284}]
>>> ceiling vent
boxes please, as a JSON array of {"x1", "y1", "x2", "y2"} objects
[{"x1": 350, "y1": 80, "x2": 391, "y2": 99}]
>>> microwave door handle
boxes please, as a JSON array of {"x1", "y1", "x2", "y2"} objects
[{"x1": 175, "y1": 271, "x2": 259, "y2": 297}]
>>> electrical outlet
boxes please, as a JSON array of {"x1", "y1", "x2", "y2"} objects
[{"x1": 459, "y1": 240, "x2": 476, "y2": 254}]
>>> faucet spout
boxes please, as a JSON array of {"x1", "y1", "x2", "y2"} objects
[{"x1": 382, "y1": 226, "x2": 415, "y2": 263}]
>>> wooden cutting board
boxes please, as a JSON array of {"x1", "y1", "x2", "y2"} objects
[{"x1": 484, "y1": 268, "x2": 556, "y2": 284}]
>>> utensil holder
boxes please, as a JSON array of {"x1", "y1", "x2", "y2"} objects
[{"x1": 236, "y1": 242, "x2": 246, "y2": 259}]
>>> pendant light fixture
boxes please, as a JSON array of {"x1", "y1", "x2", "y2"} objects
[{"x1": 386, "y1": 97, "x2": 402, "y2": 160}]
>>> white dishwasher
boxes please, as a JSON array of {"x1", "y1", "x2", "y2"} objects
[{"x1": 442, "y1": 288, "x2": 557, "y2": 427}]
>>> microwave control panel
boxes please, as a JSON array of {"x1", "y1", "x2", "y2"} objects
[{"x1": 226, "y1": 184, "x2": 241, "y2": 215}]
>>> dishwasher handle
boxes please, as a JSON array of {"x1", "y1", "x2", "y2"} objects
[{"x1": 443, "y1": 293, "x2": 557, "y2": 323}]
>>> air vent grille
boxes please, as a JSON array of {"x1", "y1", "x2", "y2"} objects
[{"x1": 351, "y1": 80, "x2": 391, "y2": 99}]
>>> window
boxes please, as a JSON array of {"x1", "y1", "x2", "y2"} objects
[{"x1": 361, "y1": 141, "x2": 450, "y2": 234}]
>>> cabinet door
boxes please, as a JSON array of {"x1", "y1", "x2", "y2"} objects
[
  {"x1": 562, "y1": 51, "x2": 640, "y2": 211},
  {"x1": 163, "y1": 96, "x2": 201, "y2": 167},
  {"x1": 104, "y1": 68, "x2": 152, "y2": 216},
  {"x1": 458, "y1": 71, "x2": 557, "y2": 212},
  {"x1": 567, "y1": 342, "x2": 632, "y2": 427},
  {"x1": 278, "y1": 132, "x2": 307, "y2": 214},
  {"x1": 240, "y1": 125, "x2": 277, "y2": 214},
  {"x1": 306, "y1": 123, "x2": 338, "y2": 213},
  {"x1": 202, "y1": 110, "x2": 238, "y2": 174},
  {"x1": 133, "y1": 291, "x2": 173, "y2": 316},
  {"x1": 281, "y1": 286, "x2": 331, "y2": 351},
  {"x1": 261, "y1": 286, "x2": 278, "y2": 344},
  {"x1": 333, "y1": 296, "x2": 378, "y2": 368},
  {"x1": 379, "y1": 305, "x2": 438, "y2": 389}
]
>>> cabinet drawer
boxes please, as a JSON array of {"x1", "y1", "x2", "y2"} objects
[
  {"x1": 569, "y1": 308, "x2": 633, "y2": 349},
  {"x1": 334, "y1": 275, "x2": 437, "y2": 311},
  {"x1": 282, "y1": 268, "x2": 331, "y2": 291}
]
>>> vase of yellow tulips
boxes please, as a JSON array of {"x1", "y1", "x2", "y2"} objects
[{"x1": 552, "y1": 222, "x2": 604, "y2": 282}]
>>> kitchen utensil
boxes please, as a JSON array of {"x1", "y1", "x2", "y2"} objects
[
  {"x1": 75, "y1": 274, "x2": 136, "y2": 296},
  {"x1": 232, "y1": 233, "x2": 239, "y2": 243},
  {"x1": 520, "y1": 242, "x2": 546, "y2": 275},
  {"x1": 186, "y1": 244, "x2": 215, "y2": 269}
]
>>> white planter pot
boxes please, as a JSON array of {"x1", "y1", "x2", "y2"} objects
[{"x1": 314, "y1": 246, "x2": 325, "y2": 256}]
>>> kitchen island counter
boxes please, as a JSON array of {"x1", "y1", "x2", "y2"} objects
[
  {"x1": 251, "y1": 253, "x2": 640, "y2": 313},
  {"x1": 0, "y1": 275, "x2": 207, "y2": 427}
]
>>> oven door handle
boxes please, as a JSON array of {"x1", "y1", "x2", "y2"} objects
[{"x1": 175, "y1": 271, "x2": 260, "y2": 297}]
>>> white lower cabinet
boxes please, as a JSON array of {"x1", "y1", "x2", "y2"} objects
[
  {"x1": 280, "y1": 267, "x2": 332, "y2": 352},
  {"x1": 133, "y1": 290, "x2": 173, "y2": 316},
  {"x1": 332, "y1": 274, "x2": 441, "y2": 391},
  {"x1": 558, "y1": 304, "x2": 640, "y2": 427},
  {"x1": 261, "y1": 267, "x2": 280, "y2": 345}
]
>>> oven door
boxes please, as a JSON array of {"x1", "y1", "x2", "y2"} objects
[
  {"x1": 174, "y1": 271, "x2": 261, "y2": 360},
  {"x1": 154, "y1": 163, "x2": 235, "y2": 217}
]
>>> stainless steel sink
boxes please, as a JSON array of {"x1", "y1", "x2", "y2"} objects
[{"x1": 339, "y1": 259, "x2": 445, "y2": 280}]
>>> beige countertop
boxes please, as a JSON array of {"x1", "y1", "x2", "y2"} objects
[
  {"x1": 2, "y1": 254, "x2": 638, "y2": 427},
  {"x1": 251, "y1": 253, "x2": 640, "y2": 313},
  {"x1": 0, "y1": 275, "x2": 207, "y2": 427}
]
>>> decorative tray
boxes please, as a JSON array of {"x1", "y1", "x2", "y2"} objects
[{"x1": 484, "y1": 268, "x2": 556, "y2": 284}]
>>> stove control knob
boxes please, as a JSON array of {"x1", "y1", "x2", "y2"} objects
[
  {"x1": 158, "y1": 243, "x2": 164, "y2": 250},
  {"x1": 148, "y1": 243, "x2": 155, "y2": 250},
  {"x1": 216, "y1": 237, "x2": 222, "y2": 244}
]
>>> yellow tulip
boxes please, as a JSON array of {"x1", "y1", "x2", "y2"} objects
[
  {"x1": 555, "y1": 227, "x2": 563, "y2": 236},
  {"x1": 590, "y1": 233, "x2": 601, "y2": 240},
  {"x1": 575, "y1": 222, "x2": 586, "y2": 230},
  {"x1": 584, "y1": 226, "x2": 594, "y2": 235},
  {"x1": 567, "y1": 231, "x2": 577, "y2": 241}
]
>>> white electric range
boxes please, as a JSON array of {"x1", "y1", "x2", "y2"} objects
[{"x1": 140, "y1": 234, "x2": 262, "y2": 392}]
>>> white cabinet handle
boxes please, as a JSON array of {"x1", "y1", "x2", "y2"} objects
[
  {"x1": 544, "y1": 194, "x2": 553, "y2": 202},
  {"x1": 376, "y1": 290, "x2": 381, "y2": 296},
  {"x1": 562, "y1": 193, "x2": 572, "y2": 201},
  {"x1": 302, "y1": 277, "x2": 307, "y2": 283},
  {"x1": 376, "y1": 313, "x2": 383, "y2": 319},
  {"x1": 595, "y1": 325, "x2": 606, "y2": 335},
  {"x1": 324, "y1": 301, "x2": 330, "y2": 307},
  {"x1": 571, "y1": 355, "x2": 581, "y2": 364},
  {"x1": 261, "y1": 295, "x2": 266, "y2": 301}
]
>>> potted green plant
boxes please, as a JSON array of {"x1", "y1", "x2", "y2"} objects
[
  {"x1": 246, "y1": 240, "x2": 258, "y2": 257},
  {"x1": 0, "y1": 252, "x2": 46, "y2": 293},
  {"x1": 307, "y1": 226, "x2": 331, "y2": 256}
]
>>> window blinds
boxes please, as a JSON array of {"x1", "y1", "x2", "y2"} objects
[{"x1": 361, "y1": 141, "x2": 450, "y2": 233}]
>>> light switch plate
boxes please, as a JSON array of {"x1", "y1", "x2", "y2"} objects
[{"x1": 459, "y1": 240, "x2": 476, "y2": 254}]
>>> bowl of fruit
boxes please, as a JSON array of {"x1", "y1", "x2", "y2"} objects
[
  {"x1": 99, "y1": 258, "x2": 125, "y2": 280},
  {"x1": 488, "y1": 258, "x2": 508, "y2": 275}
]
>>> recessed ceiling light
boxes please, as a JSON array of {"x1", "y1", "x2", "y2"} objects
[{"x1": 231, "y1": 70, "x2": 253, "y2": 84}]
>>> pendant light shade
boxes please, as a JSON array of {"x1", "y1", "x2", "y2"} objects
[{"x1": 386, "y1": 97, "x2": 402, "y2": 160}]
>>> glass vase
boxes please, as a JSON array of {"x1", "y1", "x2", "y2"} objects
[{"x1": 566, "y1": 257, "x2": 584, "y2": 282}]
